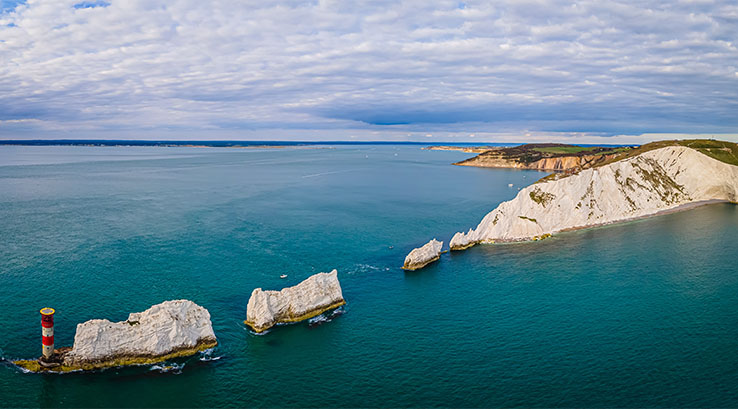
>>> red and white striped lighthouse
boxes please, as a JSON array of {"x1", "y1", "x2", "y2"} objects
[{"x1": 40, "y1": 308, "x2": 55, "y2": 360}]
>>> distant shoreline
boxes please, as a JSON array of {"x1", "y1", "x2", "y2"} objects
[
  {"x1": 0, "y1": 140, "x2": 507, "y2": 148},
  {"x1": 0, "y1": 142, "x2": 324, "y2": 150},
  {"x1": 0, "y1": 140, "x2": 633, "y2": 149}
]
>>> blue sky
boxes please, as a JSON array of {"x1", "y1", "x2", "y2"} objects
[{"x1": 0, "y1": 0, "x2": 736, "y2": 143}]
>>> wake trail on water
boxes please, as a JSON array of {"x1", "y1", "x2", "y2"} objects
[
  {"x1": 347, "y1": 263, "x2": 391, "y2": 275},
  {"x1": 301, "y1": 168, "x2": 364, "y2": 178}
]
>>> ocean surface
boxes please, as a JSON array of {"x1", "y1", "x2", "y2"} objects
[{"x1": 0, "y1": 145, "x2": 737, "y2": 408}]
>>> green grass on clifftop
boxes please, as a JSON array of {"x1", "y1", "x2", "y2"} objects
[
  {"x1": 531, "y1": 146, "x2": 594, "y2": 154},
  {"x1": 458, "y1": 143, "x2": 630, "y2": 166},
  {"x1": 595, "y1": 139, "x2": 738, "y2": 168},
  {"x1": 534, "y1": 139, "x2": 738, "y2": 184},
  {"x1": 530, "y1": 145, "x2": 632, "y2": 155}
]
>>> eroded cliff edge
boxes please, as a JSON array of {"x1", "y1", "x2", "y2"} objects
[
  {"x1": 245, "y1": 270, "x2": 345, "y2": 333},
  {"x1": 450, "y1": 145, "x2": 738, "y2": 250}
]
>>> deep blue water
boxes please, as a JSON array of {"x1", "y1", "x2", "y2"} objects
[{"x1": 0, "y1": 145, "x2": 736, "y2": 408}]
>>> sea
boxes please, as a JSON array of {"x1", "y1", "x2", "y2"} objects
[{"x1": 0, "y1": 144, "x2": 737, "y2": 407}]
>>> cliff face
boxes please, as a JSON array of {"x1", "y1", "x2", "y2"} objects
[
  {"x1": 451, "y1": 146, "x2": 738, "y2": 249},
  {"x1": 403, "y1": 239, "x2": 443, "y2": 270},
  {"x1": 245, "y1": 270, "x2": 345, "y2": 333},
  {"x1": 455, "y1": 152, "x2": 621, "y2": 171},
  {"x1": 62, "y1": 300, "x2": 217, "y2": 369}
]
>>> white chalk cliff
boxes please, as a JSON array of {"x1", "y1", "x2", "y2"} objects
[
  {"x1": 403, "y1": 239, "x2": 443, "y2": 270},
  {"x1": 245, "y1": 269, "x2": 346, "y2": 333},
  {"x1": 63, "y1": 300, "x2": 217, "y2": 368},
  {"x1": 450, "y1": 146, "x2": 738, "y2": 249}
]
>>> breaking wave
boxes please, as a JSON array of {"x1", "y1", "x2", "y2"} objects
[
  {"x1": 244, "y1": 323, "x2": 271, "y2": 336},
  {"x1": 149, "y1": 362, "x2": 185, "y2": 374},
  {"x1": 308, "y1": 307, "x2": 346, "y2": 328},
  {"x1": 199, "y1": 348, "x2": 222, "y2": 362}
]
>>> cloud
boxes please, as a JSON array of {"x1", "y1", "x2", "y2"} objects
[{"x1": 0, "y1": 0, "x2": 736, "y2": 141}]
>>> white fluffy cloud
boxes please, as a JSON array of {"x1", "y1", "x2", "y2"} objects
[{"x1": 1, "y1": 0, "x2": 736, "y2": 140}]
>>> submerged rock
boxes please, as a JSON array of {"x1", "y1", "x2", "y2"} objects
[
  {"x1": 450, "y1": 145, "x2": 738, "y2": 250},
  {"x1": 15, "y1": 300, "x2": 217, "y2": 372},
  {"x1": 403, "y1": 239, "x2": 443, "y2": 270},
  {"x1": 245, "y1": 270, "x2": 345, "y2": 333}
]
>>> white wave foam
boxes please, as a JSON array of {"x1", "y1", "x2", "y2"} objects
[
  {"x1": 308, "y1": 315, "x2": 328, "y2": 325},
  {"x1": 199, "y1": 348, "x2": 222, "y2": 362},
  {"x1": 149, "y1": 362, "x2": 185, "y2": 374},
  {"x1": 246, "y1": 327, "x2": 271, "y2": 336},
  {"x1": 308, "y1": 306, "x2": 346, "y2": 327}
]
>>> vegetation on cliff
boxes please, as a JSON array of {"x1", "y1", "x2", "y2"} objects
[
  {"x1": 441, "y1": 140, "x2": 737, "y2": 182},
  {"x1": 595, "y1": 139, "x2": 738, "y2": 167},
  {"x1": 537, "y1": 139, "x2": 738, "y2": 184},
  {"x1": 453, "y1": 143, "x2": 632, "y2": 166},
  {"x1": 529, "y1": 187, "x2": 556, "y2": 207}
]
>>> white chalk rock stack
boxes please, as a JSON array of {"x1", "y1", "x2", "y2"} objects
[
  {"x1": 245, "y1": 270, "x2": 346, "y2": 333},
  {"x1": 403, "y1": 239, "x2": 443, "y2": 270},
  {"x1": 63, "y1": 300, "x2": 217, "y2": 368},
  {"x1": 451, "y1": 146, "x2": 738, "y2": 250}
]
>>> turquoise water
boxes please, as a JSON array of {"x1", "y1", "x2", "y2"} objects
[{"x1": 1, "y1": 145, "x2": 737, "y2": 408}]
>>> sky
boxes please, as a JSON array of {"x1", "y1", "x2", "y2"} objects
[{"x1": 0, "y1": 0, "x2": 737, "y2": 143}]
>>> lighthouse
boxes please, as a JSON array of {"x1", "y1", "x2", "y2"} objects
[{"x1": 40, "y1": 308, "x2": 55, "y2": 360}]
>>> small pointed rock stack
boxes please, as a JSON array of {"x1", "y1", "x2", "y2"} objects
[
  {"x1": 245, "y1": 270, "x2": 346, "y2": 333},
  {"x1": 403, "y1": 239, "x2": 443, "y2": 271}
]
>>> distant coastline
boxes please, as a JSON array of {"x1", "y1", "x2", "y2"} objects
[
  {"x1": 0, "y1": 140, "x2": 510, "y2": 148},
  {"x1": 422, "y1": 145, "x2": 498, "y2": 153}
]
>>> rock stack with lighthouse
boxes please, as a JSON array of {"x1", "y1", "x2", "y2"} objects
[{"x1": 14, "y1": 300, "x2": 217, "y2": 372}]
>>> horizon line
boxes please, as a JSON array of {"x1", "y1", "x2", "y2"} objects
[{"x1": 0, "y1": 139, "x2": 644, "y2": 147}]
